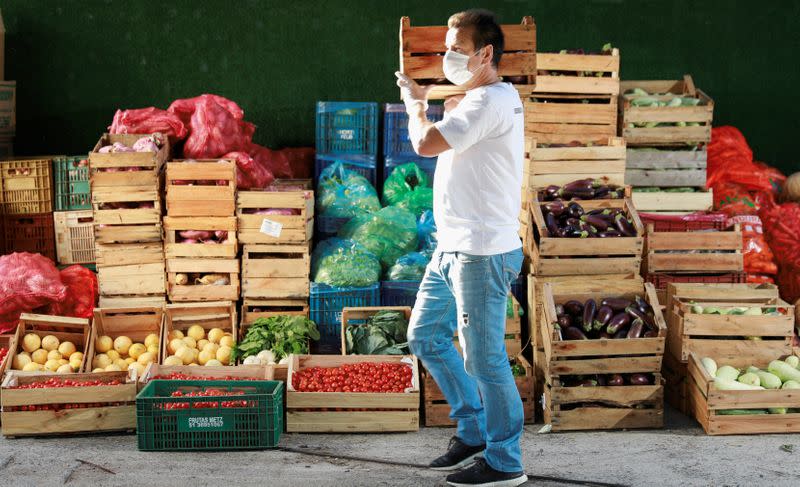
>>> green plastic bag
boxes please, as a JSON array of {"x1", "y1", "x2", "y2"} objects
[
  {"x1": 317, "y1": 161, "x2": 380, "y2": 219},
  {"x1": 311, "y1": 237, "x2": 382, "y2": 287},
  {"x1": 382, "y1": 162, "x2": 431, "y2": 206},
  {"x1": 395, "y1": 187, "x2": 433, "y2": 217},
  {"x1": 386, "y1": 252, "x2": 429, "y2": 281},
  {"x1": 339, "y1": 206, "x2": 419, "y2": 268}
]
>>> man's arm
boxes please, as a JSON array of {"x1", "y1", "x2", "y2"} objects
[{"x1": 396, "y1": 72, "x2": 452, "y2": 157}]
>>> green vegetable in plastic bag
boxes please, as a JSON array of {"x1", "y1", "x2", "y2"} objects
[
  {"x1": 311, "y1": 237, "x2": 381, "y2": 287},
  {"x1": 382, "y1": 162, "x2": 431, "y2": 206},
  {"x1": 395, "y1": 187, "x2": 433, "y2": 217},
  {"x1": 317, "y1": 161, "x2": 380, "y2": 219},
  {"x1": 417, "y1": 210, "x2": 437, "y2": 254},
  {"x1": 339, "y1": 206, "x2": 419, "y2": 268},
  {"x1": 386, "y1": 252, "x2": 429, "y2": 281}
]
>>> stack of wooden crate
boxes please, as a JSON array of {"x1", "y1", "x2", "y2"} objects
[
  {"x1": 163, "y1": 159, "x2": 239, "y2": 302},
  {"x1": 620, "y1": 75, "x2": 714, "y2": 213},
  {"x1": 89, "y1": 134, "x2": 169, "y2": 308},
  {"x1": 238, "y1": 180, "x2": 313, "y2": 324}
]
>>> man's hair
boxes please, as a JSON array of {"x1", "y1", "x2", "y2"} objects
[{"x1": 448, "y1": 9, "x2": 504, "y2": 68}]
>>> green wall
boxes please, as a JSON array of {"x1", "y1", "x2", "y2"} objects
[{"x1": 3, "y1": 0, "x2": 799, "y2": 174}]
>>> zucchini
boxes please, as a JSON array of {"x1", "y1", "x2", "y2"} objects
[{"x1": 718, "y1": 409, "x2": 767, "y2": 415}]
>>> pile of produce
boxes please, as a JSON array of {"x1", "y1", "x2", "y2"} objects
[
  {"x1": 700, "y1": 354, "x2": 800, "y2": 413},
  {"x1": 175, "y1": 229, "x2": 230, "y2": 244},
  {"x1": 538, "y1": 44, "x2": 615, "y2": 77},
  {"x1": 156, "y1": 389, "x2": 251, "y2": 410},
  {"x1": 91, "y1": 332, "x2": 160, "y2": 375},
  {"x1": 560, "y1": 373, "x2": 656, "y2": 387},
  {"x1": 12, "y1": 333, "x2": 85, "y2": 374},
  {"x1": 542, "y1": 201, "x2": 637, "y2": 238},
  {"x1": 386, "y1": 252, "x2": 429, "y2": 281},
  {"x1": 173, "y1": 273, "x2": 230, "y2": 286},
  {"x1": 345, "y1": 310, "x2": 409, "y2": 355},
  {"x1": 234, "y1": 315, "x2": 320, "y2": 365},
  {"x1": 311, "y1": 238, "x2": 381, "y2": 287},
  {"x1": 151, "y1": 373, "x2": 251, "y2": 381},
  {"x1": 95, "y1": 134, "x2": 163, "y2": 157},
  {"x1": 291, "y1": 361, "x2": 414, "y2": 393},
  {"x1": 162, "y1": 326, "x2": 235, "y2": 367},
  {"x1": 688, "y1": 304, "x2": 787, "y2": 316},
  {"x1": 556, "y1": 295, "x2": 659, "y2": 340},
  {"x1": 623, "y1": 87, "x2": 706, "y2": 129},
  {"x1": 539, "y1": 178, "x2": 626, "y2": 201}
]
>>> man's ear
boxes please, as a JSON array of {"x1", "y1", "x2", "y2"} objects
[{"x1": 482, "y1": 44, "x2": 494, "y2": 66}]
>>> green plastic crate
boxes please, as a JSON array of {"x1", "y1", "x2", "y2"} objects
[
  {"x1": 54, "y1": 155, "x2": 91, "y2": 210},
  {"x1": 136, "y1": 379, "x2": 283, "y2": 451}
]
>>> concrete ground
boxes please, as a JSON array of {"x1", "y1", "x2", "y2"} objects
[{"x1": 0, "y1": 406, "x2": 798, "y2": 487}]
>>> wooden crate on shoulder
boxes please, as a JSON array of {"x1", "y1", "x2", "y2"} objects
[
  {"x1": 400, "y1": 16, "x2": 536, "y2": 100},
  {"x1": 687, "y1": 350, "x2": 800, "y2": 435},
  {"x1": 665, "y1": 283, "x2": 795, "y2": 365},
  {"x1": 163, "y1": 216, "x2": 237, "y2": 258},
  {"x1": 620, "y1": 75, "x2": 713, "y2": 147},
  {"x1": 524, "y1": 94, "x2": 618, "y2": 145},
  {"x1": 286, "y1": 354, "x2": 420, "y2": 433},
  {"x1": 166, "y1": 258, "x2": 240, "y2": 302},
  {"x1": 423, "y1": 355, "x2": 535, "y2": 427},
  {"x1": 1, "y1": 370, "x2": 137, "y2": 437},
  {"x1": 242, "y1": 243, "x2": 310, "y2": 299},
  {"x1": 533, "y1": 48, "x2": 619, "y2": 95},
  {"x1": 88, "y1": 307, "x2": 164, "y2": 373},
  {"x1": 523, "y1": 136, "x2": 626, "y2": 189},
  {"x1": 165, "y1": 160, "x2": 236, "y2": 216},
  {"x1": 645, "y1": 224, "x2": 743, "y2": 275},
  {"x1": 5, "y1": 314, "x2": 91, "y2": 375},
  {"x1": 526, "y1": 196, "x2": 644, "y2": 276},
  {"x1": 237, "y1": 190, "x2": 314, "y2": 245}
]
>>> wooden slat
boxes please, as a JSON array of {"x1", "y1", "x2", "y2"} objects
[
  {"x1": 626, "y1": 169, "x2": 706, "y2": 187},
  {"x1": 632, "y1": 191, "x2": 713, "y2": 212},
  {"x1": 626, "y1": 149, "x2": 707, "y2": 169},
  {"x1": 549, "y1": 405, "x2": 663, "y2": 431},
  {"x1": 648, "y1": 254, "x2": 743, "y2": 273},
  {"x1": 551, "y1": 383, "x2": 662, "y2": 406},
  {"x1": 402, "y1": 22, "x2": 536, "y2": 54},
  {"x1": 403, "y1": 51, "x2": 535, "y2": 79},
  {"x1": 287, "y1": 411, "x2": 419, "y2": 433},
  {"x1": 525, "y1": 101, "x2": 617, "y2": 125},
  {"x1": 648, "y1": 230, "x2": 742, "y2": 251},
  {"x1": 1, "y1": 406, "x2": 136, "y2": 436},
  {"x1": 623, "y1": 125, "x2": 711, "y2": 146},
  {"x1": 533, "y1": 76, "x2": 620, "y2": 96},
  {"x1": 536, "y1": 52, "x2": 619, "y2": 72}
]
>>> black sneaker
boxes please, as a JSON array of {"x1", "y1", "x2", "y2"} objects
[
  {"x1": 446, "y1": 458, "x2": 528, "y2": 487},
  {"x1": 429, "y1": 436, "x2": 486, "y2": 471}
]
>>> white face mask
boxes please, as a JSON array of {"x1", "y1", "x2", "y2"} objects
[{"x1": 443, "y1": 49, "x2": 479, "y2": 86}]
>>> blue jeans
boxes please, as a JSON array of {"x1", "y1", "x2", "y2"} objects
[{"x1": 407, "y1": 247, "x2": 524, "y2": 473}]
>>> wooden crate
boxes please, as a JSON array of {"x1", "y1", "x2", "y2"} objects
[
  {"x1": 526, "y1": 196, "x2": 644, "y2": 276},
  {"x1": 88, "y1": 307, "x2": 164, "y2": 372},
  {"x1": 399, "y1": 16, "x2": 536, "y2": 100},
  {"x1": 237, "y1": 190, "x2": 314, "y2": 245},
  {"x1": 165, "y1": 160, "x2": 236, "y2": 216},
  {"x1": 162, "y1": 301, "x2": 238, "y2": 365},
  {"x1": 626, "y1": 148, "x2": 707, "y2": 188},
  {"x1": 54, "y1": 210, "x2": 95, "y2": 265},
  {"x1": 620, "y1": 75, "x2": 714, "y2": 147},
  {"x1": 340, "y1": 306, "x2": 412, "y2": 356},
  {"x1": 286, "y1": 354, "x2": 420, "y2": 433},
  {"x1": 1, "y1": 371, "x2": 136, "y2": 437},
  {"x1": 163, "y1": 216, "x2": 237, "y2": 258},
  {"x1": 5, "y1": 314, "x2": 91, "y2": 375},
  {"x1": 645, "y1": 224, "x2": 743, "y2": 274},
  {"x1": 0, "y1": 333, "x2": 20, "y2": 377},
  {"x1": 95, "y1": 241, "x2": 164, "y2": 268},
  {"x1": 632, "y1": 189, "x2": 714, "y2": 214},
  {"x1": 423, "y1": 355, "x2": 535, "y2": 427},
  {"x1": 93, "y1": 222, "x2": 163, "y2": 245},
  {"x1": 88, "y1": 133, "x2": 169, "y2": 188},
  {"x1": 139, "y1": 363, "x2": 273, "y2": 386},
  {"x1": 665, "y1": 283, "x2": 795, "y2": 364},
  {"x1": 523, "y1": 136, "x2": 626, "y2": 189},
  {"x1": 98, "y1": 261, "x2": 166, "y2": 297},
  {"x1": 241, "y1": 243, "x2": 311, "y2": 299},
  {"x1": 524, "y1": 94, "x2": 618, "y2": 145},
  {"x1": 98, "y1": 295, "x2": 166, "y2": 309},
  {"x1": 91, "y1": 187, "x2": 162, "y2": 227},
  {"x1": 241, "y1": 299, "x2": 309, "y2": 325},
  {"x1": 533, "y1": 48, "x2": 620, "y2": 95},
  {"x1": 166, "y1": 258, "x2": 240, "y2": 302},
  {"x1": 687, "y1": 350, "x2": 800, "y2": 435},
  {"x1": 646, "y1": 271, "x2": 747, "y2": 308}
]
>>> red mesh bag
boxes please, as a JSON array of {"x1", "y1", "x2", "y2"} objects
[
  {"x1": 108, "y1": 107, "x2": 187, "y2": 143},
  {"x1": 248, "y1": 144, "x2": 293, "y2": 179},
  {"x1": 168, "y1": 94, "x2": 245, "y2": 125},
  {"x1": 182, "y1": 97, "x2": 255, "y2": 159},
  {"x1": 759, "y1": 201, "x2": 800, "y2": 302},
  {"x1": 223, "y1": 151, "x2": 275, "y2": 190},
  {"x1": 279, "y1": 147, "x2": 315, "y2": 179},
  {"x1": 44, "y1": 265, "x2": 98, "y2": 319},
  {"x1": 707, "y1": 126, "x2": 784, "y2": 194},
  {"x1": 0, "y1": 253, "x2": 67, "y2": 333},
  {"x1": 727, "y1": 215, "x2": 778, "y2": 277}
]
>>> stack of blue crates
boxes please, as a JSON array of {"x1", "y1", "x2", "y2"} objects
[{"x1": 382, "y1": 103, "x2": 444, "y2": 183}]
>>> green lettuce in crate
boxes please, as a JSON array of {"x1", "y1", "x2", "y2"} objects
[
  {"x1": 345, "y1": 310, "x2": 409, "y2": 355},
  {"x1": 233, "y1": 315, "x2": 320, "y2": 364}
]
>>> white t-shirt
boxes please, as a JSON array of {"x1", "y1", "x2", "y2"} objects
[{"x1": 433, "y1": 82, "x2": 524, "y2": 255}]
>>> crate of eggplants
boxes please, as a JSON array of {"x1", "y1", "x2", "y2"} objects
[
  {"x1": 562, "y1": 373, "x2": 656, "y2": 387},
  {"x1": 540, "y1": 178, "x2": 626, "y2": 202},
  {"x1": 541, "y1": 200, "x2": 637, "y2": 239},
  {"x1": 555, "y1": 294, "x2": 659, "y2": 340}
]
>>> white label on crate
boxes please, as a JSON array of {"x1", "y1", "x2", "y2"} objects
[
  {"x1": 260, "y1": 218, "x2": 283, "y2": 238},
  {"x1": 337, "y1": 129, "x2": 355, "y2": 141}
]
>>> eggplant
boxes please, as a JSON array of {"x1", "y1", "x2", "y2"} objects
[
  {"x1": 565, "y1": 217, "x2": 581, "y2": 228},
  {"x1": 570, "y1": 188, "x2": 596, "y2": 200},
  {"x1": 578, "y1": 379, "x2": 598, "y2": 387},
  {"x1": 583, "y1": 299, "x2": 597, "y2": 329},
  {"x1": 607, "y1": 374, "x2": 625, "y2": 386},
  {"x1": 601, "y1": 297, "x2": 633, "y2": 311},
  {"x1": 564, "y1": 178, "x2": 594, "y2": 192},
  {"x1": 563, "y1": 327, "x2": 588, "y2": 340},
  {"x1": 555, "y1": 304, "x2": 565, "y2": 316},
  {"x1": 566, "y1": 202, "x2": 585, "y2": 218},
  {"x1": 564, "y1": 300, "x2": 584, "y2": 317},
  {"x1": 593, "y1": 305, "x2": 614, "y2": 329},
  {"x1": 596, "y1": 375, "x2": 607, "y2": 386},
  {"x1": 614, "y1": 214, "x2": 637, "y2": 236},
  {"x1": 613, "y1": 188, "x2": 626, "y2": 199},
  {"x1": 544, "y1": 201, "x2": 567, "y2": 217},
  {"x1": 557, "y1": 314, "x2": 572, "y2": 329},
  {"x1": 579, "y1": 221, "x2": 598, "y2": 236},
  {"x1": 626, "y1": 306, "x2": 658, "y2": 332},
  {"x1": 581, "y1": 214, "x2": 610, "y2": 231},
  {"x1": 613, "y1": 326, "x2": 630, "y2": 339},
  {"x1": 545, "y1": 212, "x2": 560, "y2": 236},
  {"x1": 634, "y1": 295, "x2": 654, "y2": 316},
  {"x1": 606, "y1": 312, "x2": 631, "y2": 334},
  {"x1": 565, "y1": 228, "x2": 590, "y2": 238},
  {"x1": 643, "y1": 330, "x2": 658, "y2": 338},
  {"x1": 629, "y1": 374, "x2": 652, "y2": 386},
  {"x1": 597, "y1": 230, "x2": 622, "y2": 238},
  {"x1": 626, "y1": 319, "x2": 644, "y2": 339},
  {"x1": 544, "y1": 185, "x2": 560, "y2": 200}
]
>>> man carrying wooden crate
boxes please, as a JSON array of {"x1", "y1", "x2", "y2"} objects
[{"x1": 396, "y1": 9, "x2": 526, "y2": 487}]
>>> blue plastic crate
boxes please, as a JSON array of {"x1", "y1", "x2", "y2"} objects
[
  {"x1": 315, "y1": 215, "x2": 351, "y2": 241},
  {"x1": 383, "y1": 157, "x2": 437, "y2": 183},
  {"x1": 380, "y1": 280, "x2": 421, "y2": 308},
  {"x1": 310, "y1": 282, "x2": 380, "y2": 353},
  {"x1": 383, "y1": 103, "x2": 444, "y2": 160},
  {"x1": 54, "y1": 156, "x2": 91, "y2": 211},
  {"x1": 314, "y1": 155, "x2": 377, "y2": 189},
  {"x1": 316, "y1": 101, "x2": 379, "y2": 157}
]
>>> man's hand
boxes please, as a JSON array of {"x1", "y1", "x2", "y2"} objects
[
  {"x1": 444, "y1": 94, "x2": 465, "y2": 113},
  {"x1": 395, "y1": 71, "x2": 432, "y2": 112}
]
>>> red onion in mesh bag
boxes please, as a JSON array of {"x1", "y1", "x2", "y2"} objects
[
  {"x1": 133, "y1": 136, "x2": 160, "y2": 153},
  {"x1": 182, "y1": 97, "x2": 254, "y2": 159},
  {"x1": 0, "y1": 253, "x2": 67, "y2": 333},
  {"x1": 168, "y1": 94, "x2": 245, "y2": 125},
  {"x1": 109, "y1": 107, "x2": 187, "y2": 144},
  {"x1": 248, "y1": 143, "x2": 292, "y2": 179},
  {"x1": 223, "y1": 151, "x2": 274, "y2": 189}
]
